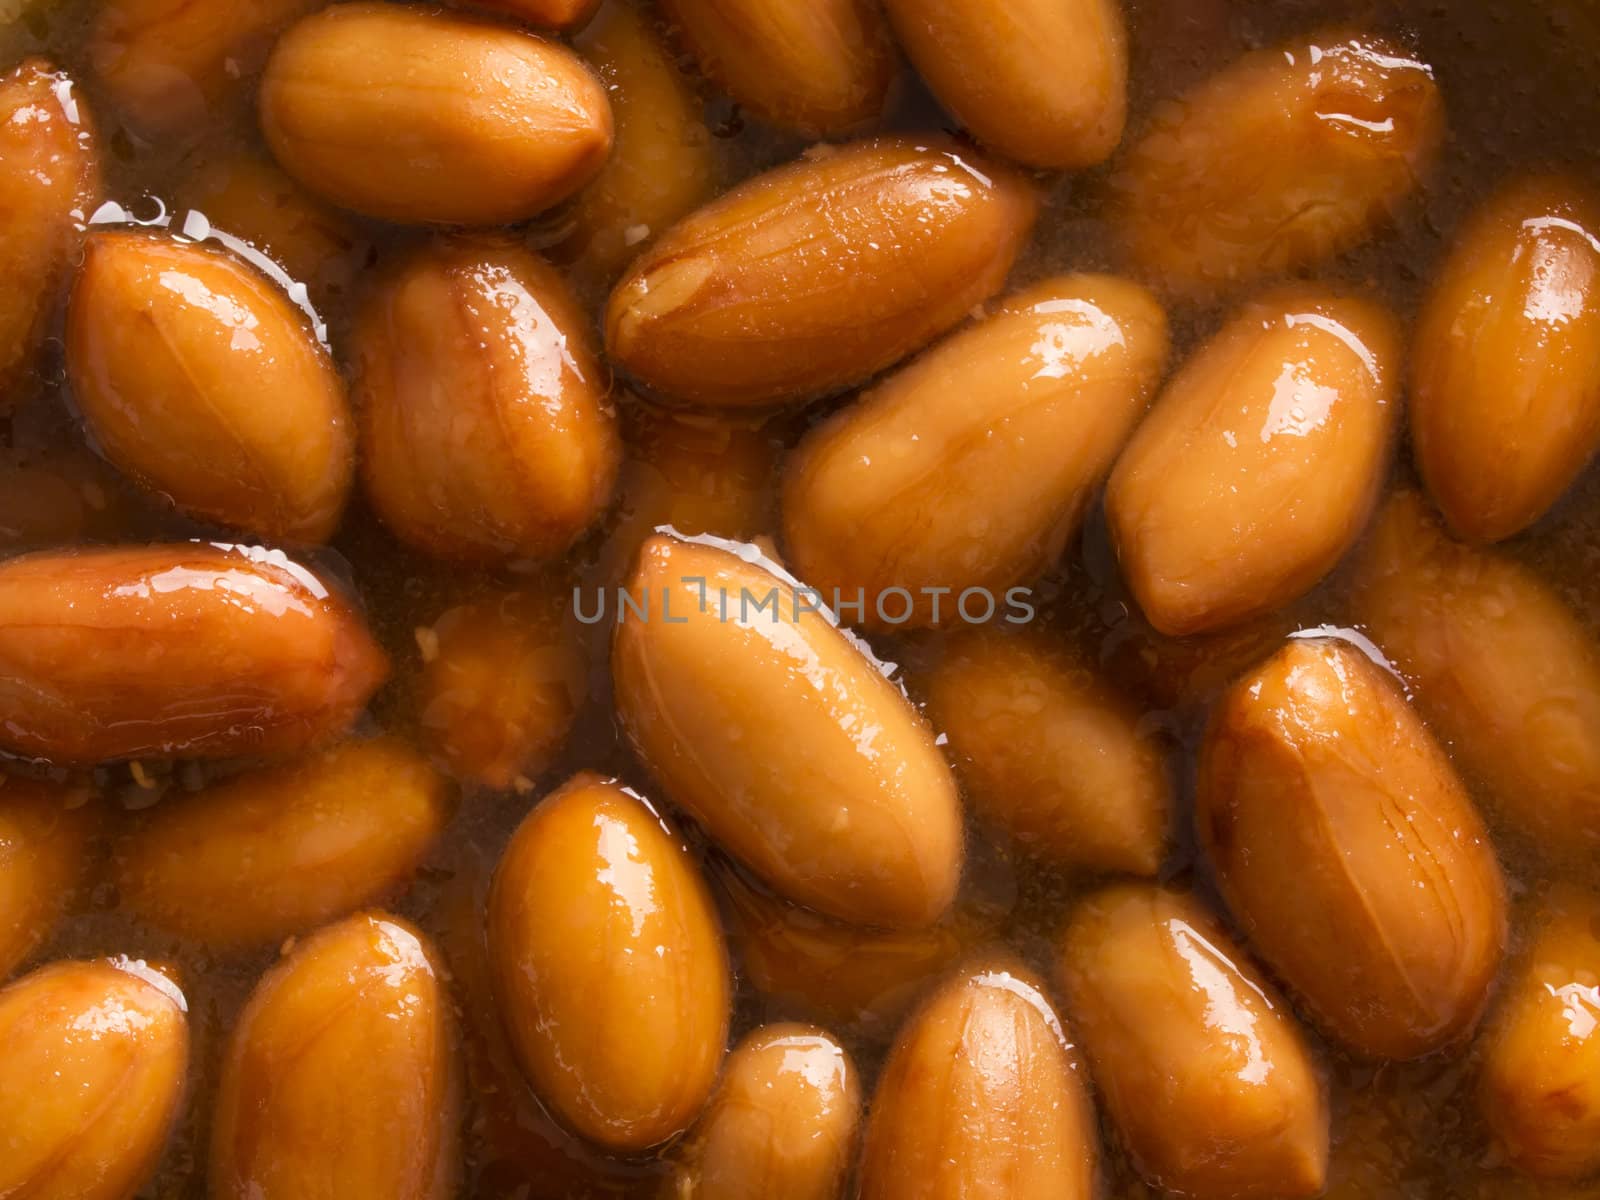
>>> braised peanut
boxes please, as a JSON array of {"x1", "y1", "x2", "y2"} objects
[
  {"x1": 659, "y1": 0, "x2": 896, "y2": 135},
  {"x1": 1411, "y1": 176, "x2": 1600, "y2": 542},
  {"x1": 1106, "y1": 287, "x2": 1400, "y2": 636},
  {"x1": 0, "y1": 777, "x2": 93, "y2": 978},
  {"x1": 67, "y1": 230, "x2": 354, "y2": 544},
  {"x1": 858, "y1": 958, "x2": 1099, "y2": 1200},
  {"x1": 0, "y1": 60, "x2": 97, "y2": 409},
  {"x1": 211, "y1": 912, "x2": 458, "y2": 1198},
  {"x1": 0, "y1": 543, "x2": 388, "y2": 765},
  {"x1": 114, "y1": 738, "x2": 451, "y2": 948},
  {"x1": 1108, "y1": 31, "x2": 1443, "y2": 297},
  {"x1": 884, "y1": 0, "x2": 1127, "y2": 168},
  {"x1": 668, "y1": 1024, "x2": 861, "y2": 1200},
  {"x1": 559, "y1": 0, "x2": 717, "y2": 283},
  {"x1": 0, "y1": 958, "x2": 187, "y2": 1200},
  {"x1": 466, "y1": 0, "x2": 599, "y2": 30},
  {"x1": 354, "y1": 237, "x2": 621, "y2": 564},
  {"x1": 1354, "y1": 490, "x2": 1600, "y2": 865},
  {"x1": 1478, "y1": 887, "x2": 1600, "y2": 1180},
  {"x1": 1197, "y1": 638, "x2": 1508, "y2": 1059},
  {"x1": 260, "y1": 3, "x2": 614, "y2": 226},
  {"x1": 783, "y1": 273, "x2": 1167, "y2": 629},
  {"x1": 612, "y1": 536, "x2": 964, "y2": 928},
  {"x1": 1058, "y1": 883, "x2": 1328, "y2": 1199},
  {"x1": 415, "y1": 590, "x2": 584, "y2": 789},
  {"x1": 488, "y1": 773, "x2": 730, "y2": 1151},
  {"x1": 605, "y1": 136, "x2": 1038, "y2": 408},
  {"x1": 923, "y1": 628, "x2": 1170, "y2": 875}
]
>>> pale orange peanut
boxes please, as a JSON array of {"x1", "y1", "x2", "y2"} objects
[{"x1": 0, "y1": 776, "x2": 94, "y2": 978}]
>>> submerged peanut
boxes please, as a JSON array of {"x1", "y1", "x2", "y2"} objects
[
  {"x1": 1109, "y1": 30, "x2": 1442, "y2": 297},
  {"x1": 1411, "y1": 176, "x2": 1600, "y2": 542},
  {"x1": 613, "y1": 536, "x2": 964, "y2": 928},
  {"x1": 783, "y1": 274, "x2": 1167, "y2": 629},
  {"x1": 1058, "y1": 884, "x2": 1328, "y2": 1199},
  {"x1": 114, "y1": 738, "x2": 452, "y2": 948},
  {"x1": 884, "y1": 0, "x2": 1127, "y2": 168},
  {"x1": 0, "y1": 777, "x2": 93, "y2": 978},
  {"x1": 0, "y1": 959, "x2": 187, "y2": 1200},
  {"x1": 466, "y1": 0, "x2": 599, "y2": 30},
  {"x1": 356, "y1": 238, "x2": 619, "y2": 564},
  {"x1": 1106, "y1": 287, "x2": 1400, "y2": 636},
  {"x1": 0, "y1": 543, "x2": 389, "y2": 765},
  {"x1": 859, "y1": 958, "x2": 1099, "y2": 1200},
  {"x1": 924, "y1": 629, "x2": 1171, "y2": 875},
  {"x1": 1353, "y1": 490, "x2": 1600, "y2": 865},
  {"x1": 660, "y1": 0, "x2": 896, "y2": 135},
  {"x1": 67, "y1": 230, "x2": 354, "y2": 544},
  {"x1": 210, "y1": 912, "x2": 459, "y2": 1199},
  {"x1": 1197, "y1": 638, "x2": 1508, "y2": 1059},
  {"x1": 488, "y1": 773, "x2": 729, "y2": 1152},
  {"x1": 261, "y1": 3, "x2": 613, "y2": 226},
  {"x1": 668, "y1": 1024, "x2": 861, "y2": 1200},
  {"x1": 0, "y1": 60, "x2": 97, "y2": 410},
  {"x1": 606, "y1": 137, "x2": 1038, "y2": 408}
]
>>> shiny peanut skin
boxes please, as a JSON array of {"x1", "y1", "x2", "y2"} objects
[
  {"x1": 605, "y1": 136, "x2": 1039, "y2": 408},
  {"x1": 1353, "y1": 490, "x2": 1600, "y2": 865},
  {"x1": 0, "y1": 543, "x2": 389, "y2": 765},
  {"x1": 1197, "y1": 639, "x2": 1509, "y2": 1059},
  {"x1": 0, "y1": 959, "x2": 188, "y2": 1200},
  {"x1": 1478, "y1": 887, "x2": 1600, "y2": 1180},
  {"x1": 659, "y1": 0, "x2": 896, "y2": 135},
  {"x1": 1106, "y1": 288, "x2": 1400, "y2": 637},
  {"x1": 467, "y1": 0, "x2": 600, "y2": 30},
  {"x1": 0, "y1": 778, "x2": 93, "y2": 979},
  {"x1": 210, "y1": 912, "x2": 459, "y2": 1199},
  {"x1": 0, "y1": 60, "x2": 97, "y2": 409},
  {"x1": 1109, "y1": 31, "x2": 1442, "y2": 297},
  {"x1": 612, "y1": 536, "x2": 964, "y2": 928},
  {"x1": 783, "y1": 274, "x2": 1167, "y2": 629},
  {"x1": 260, "y1": 3, "x2": 614, "y2": 227},
  {"x1": 114, "y1": 738, "x2": 451, "y2": 948},
  {"x1": 884, "y1": 0, "x2": 1127, "y2": 169},
  {"x1": 1411, "y1": 176, "x2": 1600, "y2": 542},
  {"x1": 669, "y1": 1024, "x2": 861, "y2": 1200},
  {"x1": 66, "y1": 231, "x2": 354, "y2": 544},
  {"x1": 354, "y1": 237, "x2": 621, "y2": 564},
  {"x1": 487, "y1": 773, "x2": 730, "y2": 1152},
  {"x1": 924, "y1": 629, "x2": 1170, "y2": 875},
  {"x1": 1058, "y1": 884, "x2": 1328, "y2": 1199},
  {"x1": 858, "y1": 958, "x2": 1099, "y2": 1200}
]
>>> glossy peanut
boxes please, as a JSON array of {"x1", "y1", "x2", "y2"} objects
[
  {"x1": 1109, "y1": 30, "x2": 1442, "y2": 297},
  {"x1": 466, "y1": 0, "x2": 599, "y2": 30},
  {"x1": 354, "y1": 237, "x2": 621, "y2": 564},
  {"x1": 1197, "y1": 638, "x2": 1508, "y2": 1059},
  {"x1": 1353, "y1": 490, "x2": 1600, "y2": 865},
  {"x1": 260, "y1": 3, "x2": 613, "y2": 226},
  {"x1": 1411, "y1": 176, "x2": 1600, "y2": 542},
  {"x1": 783, "y1": 274, "x2": 1167, "y2": 629},
  {"x1": 0, "y1": 60, "x2": 97, "y2": 409},
  {"x1": 67, "y1": 230, "x2": 354, "y2": 543},
  {"x1": 1106, "y1": 287, "x2": 1400, "y2": 636},
  {"x1": 924, "y1": 628, "x2": 1170, "y2": 875},
  {"x1": 668, "y1": 1024, "x2": 861, "y2": 1200},
  {"x1": 605, "y1": 136, "x2": 1038, "y2": 408},
  {"x1": 114, "y1": 738, "x2": 451, "y2": 948},
  {"x1": 415, "y1": 590, "x2": 584, "y2": 789},
  {"x1": 858, "y1": 958, "x2": 1099, "y2": 1200},
  {"x1": 211, "y1": 912, "x2": 459, "y2": 1199},
  {"x1": 488, "y1": 773, "x2": 730, "y2": 1151},
  {"x1": 660, "y1": 0, "x2": 896, "y2": 135},
  {"x1": 0, "y1": 543, "x2": 389, "y2": 765},
  {"x1": 0, "y1": 958, "x2": 188, "y2": 1200},
  {"x1": 613, "y1": 536, "x2": 964, "y2": 928},
  {"x1": 1478, "y1": 887, "x2": 1600, "y2": 1180},
  {"x1": 1058, "y1": 883, "x2": 1328, "y2": 1199},
  {"x1": 0, "y1": 777, "x2": 93, "y2": 978},
  {"x1": 884, "y1": 0, "x2": 1126, "y2": 168}
]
